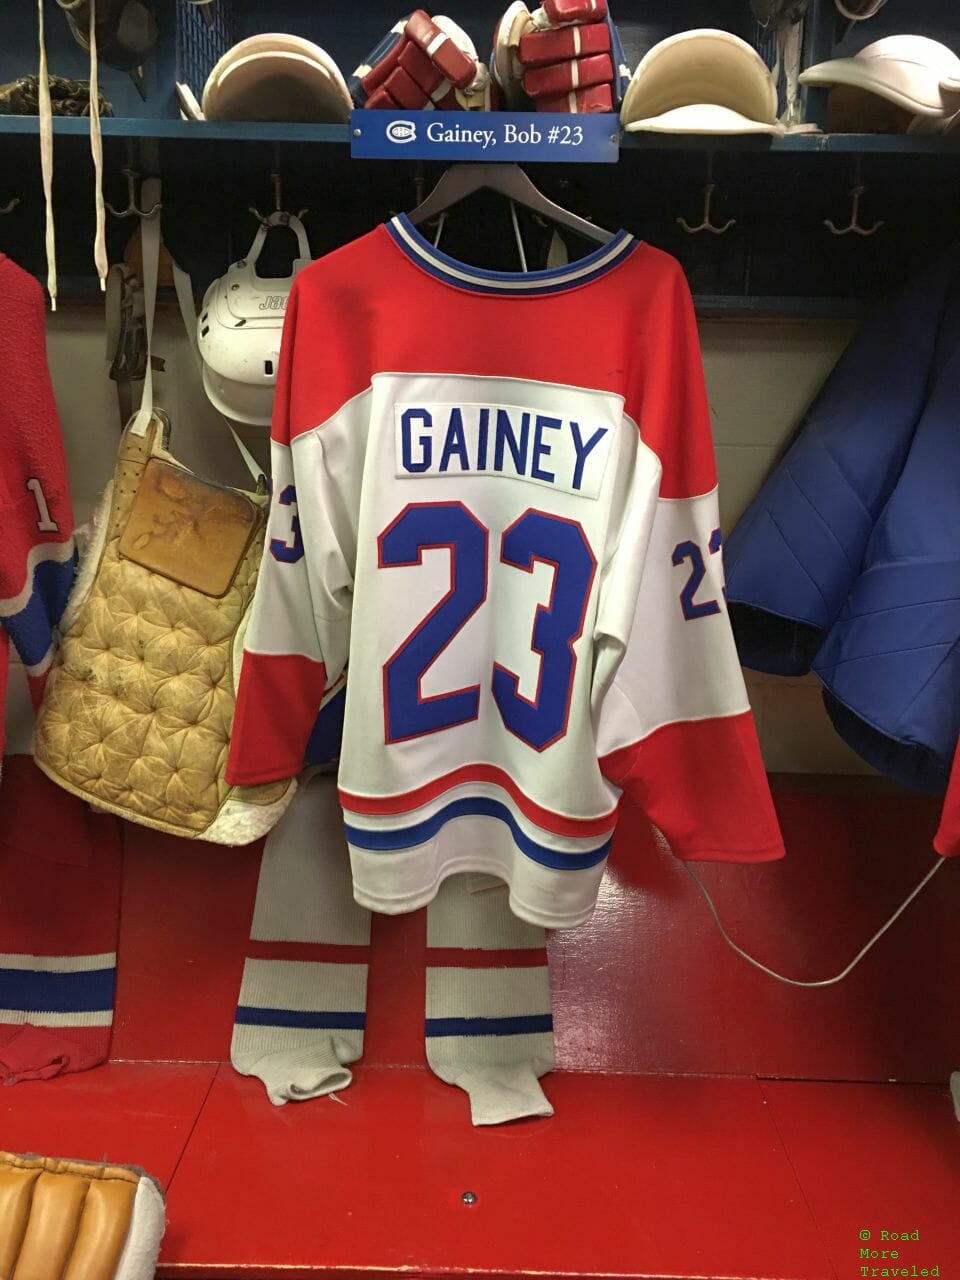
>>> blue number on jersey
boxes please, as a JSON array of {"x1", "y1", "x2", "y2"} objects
[
  {"x1": 673, "y1": 535, "x2": 722, "y2": 620},
  {"x1": 380, "y1": 502, "x2": 488, "y2": 742},
  {"x1": 270, "y1": 484, "x2": 305, "y2": 563},
  {"x1": 378, "y1": 503, "x2": 595, "y2": 751},
  {"x1": 709, "y1": 527, "x2": 727, "y2": 600},
  {"x1": 493, "y1": 510, "x2": 596, "y2": 751}
]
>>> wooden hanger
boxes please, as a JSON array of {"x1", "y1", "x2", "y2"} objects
[{"x1": 407, "y1": 163, "x2": 614, "y2": 245}]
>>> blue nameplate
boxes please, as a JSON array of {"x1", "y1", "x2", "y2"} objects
[{"x1": 350, "y1": 110, "x2": 619, "y2": 163}]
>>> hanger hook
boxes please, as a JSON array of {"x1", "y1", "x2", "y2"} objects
[
  {"x1": 824, "y1": 159, "x2": 884, "y2": 237},
  {"x1": 677, "y1": 155, "x2": 736, "y2": 236},
  {"x1": 0, "y1": 197, "x2": 19, "y2": 215},
  {"x1": 106, "y1": 167, "x2": 162, "y2": 219},
  {"x1": 248, "y1": 171, "x2": 308, "y2": 227}
]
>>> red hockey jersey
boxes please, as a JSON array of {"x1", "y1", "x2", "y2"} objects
[
  {"x1": 226, "y1": 218, "x2": 784, "y2": 928},
  {"x1": 0, "y1": 254, "x2": 76, "y2": 761}
]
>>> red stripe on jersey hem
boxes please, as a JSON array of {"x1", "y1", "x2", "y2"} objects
[
  {"x1": 426, "y1": 947, "x2": 548, "y2": 969},
  {"x1": 246, "y1": 940, "x2": 370, "y2": 965},
  {"x1": 339, "y1": 764, "x2": 617, "y2": 838}
]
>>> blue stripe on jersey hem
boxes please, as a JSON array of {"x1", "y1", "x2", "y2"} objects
[
  {"x1": 344, "y1": 797, "x2": 610, "y2": 870},
  {"x1": 235, "y1": 1006, "x2": 367, "y2": 1031},
  {"x1": 426, "y1": 1014, "x2": 554, "y2": 1038},
  {"x1": 0, "y1": 965, "x2": 115, "y2": 1014},
  {"x1": 388, "y1": 214, "x2": 635, "y2": 296}
]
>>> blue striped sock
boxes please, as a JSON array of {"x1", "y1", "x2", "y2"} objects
[
  {"x1": 425, "y1": 873, "x2": 555, "y2": 1125},
  {"x1": 231, "y1": 773, "x2": 371, "y2": 1106}
]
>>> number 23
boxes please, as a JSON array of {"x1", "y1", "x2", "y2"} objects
[
  {"x1": 672, "y1": 527, "x2": 724, "y2": 620},
  {"x1": 378, "y1": 502, "x2": 596, "y2": 752}
]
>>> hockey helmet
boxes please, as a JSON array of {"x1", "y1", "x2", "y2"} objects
[
  {"x1": 800, "y1": 35, "x2": 960, "y2": 118},
  {"x1": 620, "y1": 29, "x2": 782, "y2": 134},
  {"x1": 197, "y1": 215, "x2": 312, "y2": 427},
  {"x1": 202, "y1": 34, "x2": 352, "y2": 123}
]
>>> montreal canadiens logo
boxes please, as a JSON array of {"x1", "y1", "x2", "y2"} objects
[{"x1": 386, "y1": 118, "x2": 417, "y2": 144}]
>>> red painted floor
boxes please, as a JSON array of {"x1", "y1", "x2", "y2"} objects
[
  {"x1": 162, "y1": 1067, "x2": 830, "y2": 1279},
  {"x1": 3, "y1": 1064, "x2": 957, "y2": 1276},
  {"x1": 0, "y1": 1061, "x2": 216, "y2": 1188},
  {"x1": 762, "y1": 1080, "x2": 960, "y2": 1279}
]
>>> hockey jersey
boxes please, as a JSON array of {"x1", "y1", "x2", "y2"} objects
[
  {"x1": 225, "y1": 217, "x2": 784, "y2": 929},
  {"x1": 935, "y1": 743, "x2": 959, "y2": 857},
  {"x1": 0, "y1": 254, "x2": 76, "y2": 764}
]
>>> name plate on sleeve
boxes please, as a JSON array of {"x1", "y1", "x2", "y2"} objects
[{"x1": 350, "y1": 110, "x2": 620, "y2": 163}]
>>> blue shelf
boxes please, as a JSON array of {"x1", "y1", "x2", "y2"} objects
[
  {"x1": 0, "y1": 116, "x2": 351, "y2": 143},
  {"x1": 3, "y1": 116, "x2": 960, "y2": 154}
]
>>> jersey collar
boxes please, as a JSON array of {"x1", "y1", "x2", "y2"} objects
[{"x1": 386, "y1": 213, "x2": 636, "y2": 296}]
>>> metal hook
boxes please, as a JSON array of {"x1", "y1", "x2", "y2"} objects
[
  {"x1": 0, "y1": 197, "x2": 19, "y2": 215},
  {"x1": 106, "y1": 167, "x2": 162, "y2": 219},
  {"x1": 248, "y1": 172, "x2": 308, "y2": 227},
  {"x1": 824, "y1": 160, "x2": 884, "y2": 237},
  {"x1": 677, "y1": 155, "x2": 736, "y2": 235}
]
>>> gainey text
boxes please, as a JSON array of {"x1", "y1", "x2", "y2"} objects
[{"x1": 395, "y1": 402, "x2": 612, "y2": 499}]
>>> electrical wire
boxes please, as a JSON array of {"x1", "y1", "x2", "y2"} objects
[{"x1": 685, "y1": 857, "x2": 946, "y2": 987}]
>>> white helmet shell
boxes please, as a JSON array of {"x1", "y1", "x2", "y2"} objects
[
  {"x1": 620, "y1": 29, "x2": 782, "y2": 135},
  {"x1": 202, "y1": 34, "x2": 352, "y2": 123},
  {"x1": 800, "y1": 35, "x2": 960, "y2": 117},
  {"x1": 197, "y1": 214, "x2": 311, "y2": 427}
]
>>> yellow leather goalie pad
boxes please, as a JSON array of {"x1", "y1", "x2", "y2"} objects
[
  {"x1": 33, "y1": 416, "x2": 295, "y2": 843},
  {"x1": 0, "y1": 1150, "x2": 163, "y2": 1280}
]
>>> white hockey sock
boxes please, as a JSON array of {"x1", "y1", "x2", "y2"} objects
[
  {"x1": 231, "y1": 773, "x2": 371, "y2": 1106},
  {"x1": 425, "y1": 874, "x2": 555, "y2": 1126}
]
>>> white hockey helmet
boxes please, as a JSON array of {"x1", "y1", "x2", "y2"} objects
[
  {"x1": 202, "y1": 34, "x2": 352, "y2": 123},
  {"x1": 800, "y1": 35, "x2": 960, "y2": 117},
  {"x1": 620, "y1": 29, "x2": 782, "y2": 135},
  {"x1": 197, "y1": 214, "x2": 311, "y2": 427}
]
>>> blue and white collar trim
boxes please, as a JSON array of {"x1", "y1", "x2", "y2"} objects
[{"x1": 387, "y1": 213, "x2": 636, "y2": 296}]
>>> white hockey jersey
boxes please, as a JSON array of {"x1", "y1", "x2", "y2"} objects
[{"x1": 226, "y1": 216, "x2": 784, "y2": 928}]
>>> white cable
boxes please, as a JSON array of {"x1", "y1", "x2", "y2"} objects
[{"x1": 685, "y1": 857, "x2": 945, "y2": 988}]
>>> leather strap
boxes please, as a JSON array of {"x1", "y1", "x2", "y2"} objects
[{"x1": 129, "y1": 175, "x2": 159, "y2": 437}]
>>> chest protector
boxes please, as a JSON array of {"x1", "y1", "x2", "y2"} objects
[{"x1": 33, "y1": 414, "x2": 294, "y2": 842}]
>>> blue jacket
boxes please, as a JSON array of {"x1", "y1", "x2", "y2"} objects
[{"x1": 725, "y1": 251, "x2": 960, "y2": 793}]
